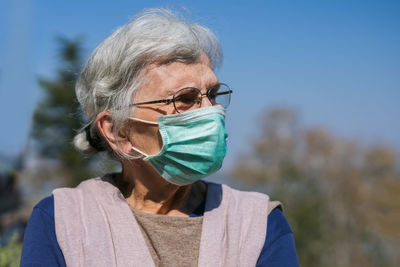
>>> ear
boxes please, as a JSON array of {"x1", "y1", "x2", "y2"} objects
[{"x1": 96, "y1": 111, "x2": 132, "y2": 154}]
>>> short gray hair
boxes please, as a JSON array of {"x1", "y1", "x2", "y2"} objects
[{"x1": 73, "y1": 8, "x2": 223, "y2": 159}]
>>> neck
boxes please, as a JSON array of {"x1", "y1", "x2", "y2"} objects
[{"x1": 117, "y1": 160, "x2": 206, "y2": 217}]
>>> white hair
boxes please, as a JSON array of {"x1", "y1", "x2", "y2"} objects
[{"x1": 73, "y1": 8, "x2": 223, "y2": 159}]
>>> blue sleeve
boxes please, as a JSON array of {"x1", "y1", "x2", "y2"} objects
[
  {"x1": 256, "y1": 208, "x2": 299, "y2": 267},
  {"x1": 20, "y1": 195, "x2": 66, "y2": 267}
]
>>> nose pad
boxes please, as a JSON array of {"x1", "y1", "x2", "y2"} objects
[{"x1": 201, "y1": 95, "x2": 213, "y2": 107}]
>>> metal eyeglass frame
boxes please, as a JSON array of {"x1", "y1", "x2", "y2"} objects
[{"x1": 129, "y1": 83, "x2": 232, "y2": 113}]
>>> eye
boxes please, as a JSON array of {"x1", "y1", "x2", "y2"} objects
[
  {"x1": 207, "y1": 84, "x2": 221, "y2": 101},
  {"x1": 173, "y1": 87, "x2": 201, "y2": 112},
  {"x1": 174, "y1": 88, "x2": 199, "y2": 104}
]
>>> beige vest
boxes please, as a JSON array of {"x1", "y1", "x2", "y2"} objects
[{"x1": 53, "y1": 175, "x2": 280, "y2": 267}]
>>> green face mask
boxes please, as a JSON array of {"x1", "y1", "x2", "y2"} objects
[{"x1": 131, "y1": 106, "x2": 228, "y2": 185}]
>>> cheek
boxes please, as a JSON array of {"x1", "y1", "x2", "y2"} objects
[
  {"x1": 170, "y1": 106, "x2": 179, "y2": 115},
  {"x1": 129, "y1": 123, "x2": 163, "y2": 155}
]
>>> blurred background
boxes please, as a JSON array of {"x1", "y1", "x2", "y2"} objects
[{"x1": 0, "y1": 0, "x2": 399, "y2": 266}]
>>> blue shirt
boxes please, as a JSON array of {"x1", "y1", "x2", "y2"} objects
[{"x1": 21, "y1": 196, "x2": 298, "y2": 266}]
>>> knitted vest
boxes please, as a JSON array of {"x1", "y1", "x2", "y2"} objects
[{"x1": 53, "y1": 175, "x2": 280, "y2": 267}]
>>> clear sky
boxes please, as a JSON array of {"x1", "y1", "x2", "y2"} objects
[{"x1": 1, "y1": 0, "x2": 399, "y2": 170}]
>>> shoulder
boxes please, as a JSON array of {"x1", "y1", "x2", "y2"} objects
[
  {"x1": 52, "y1": 176, "x2": 102, "y2": 193},
  {"x1": 267, "y1": 208, "x2": 293, "y2": 245},
  {"x1": 206, "y1": 181, "x2": 281, "y2": 215},
  {"x1": 52, "y1": 175, "x2": 118, "y2": 208},
  {"x1": 221, "y1": 182, "x2": 269, "y2": 200},
  {"x1": 256, "y1": 208, "x2": 299, "y2": 266},
  {"x1": 206, "y1": 181, "x2": 269, "y2": 202},
  {"x1": 25, "y1": 195, "x2": 55, "y2": 232},
  {"x1": 52, "y1": 175, "x2": 116, "y2": 196},
  {"x1": 33, "y1": 195, "x2": 55, "y2": 217},
  {"x1": 21, "y1": 195, "x2": 66, "y2": 267}
]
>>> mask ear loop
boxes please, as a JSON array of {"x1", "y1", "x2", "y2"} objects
[
  {"x1": 129, "y1": 117, "x2": 159, "y2": 158},
  {"x1": 131, "y1": 146, "x2": 149, "y2": 158},
  {"x1": 130, "y1": 117, "x2": 159, "y2": 125}
]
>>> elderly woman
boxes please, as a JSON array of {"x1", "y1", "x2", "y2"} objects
[{"x1": 21, "y1": 9, "x2": 298, "y2": 267}]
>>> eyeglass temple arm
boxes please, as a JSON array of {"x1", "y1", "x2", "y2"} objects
[
  {"x1": 202, "y1": 90, "x2": 233, "y2": 97},
  {"x1": 129, "y1": 90, "x2": 232, "y2": 107},
  {"x1": 129, "y1": 98, "x2": 173, "y2": 107},
  {"x1": 213, "y1": 90, "x2": 233, "y2": 96}
]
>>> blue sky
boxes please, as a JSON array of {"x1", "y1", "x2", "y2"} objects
[{"x1": 1, "y1": 0, "x2": 399, "y2": 169}]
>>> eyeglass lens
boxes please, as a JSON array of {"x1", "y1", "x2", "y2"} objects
[{"x1": 173, "y1": 84, "x2": 231, "y2": 113}]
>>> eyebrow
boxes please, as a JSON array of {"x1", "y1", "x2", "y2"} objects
[{"x1": 175, "y1": 82, "x2": 220, "y2": 92}]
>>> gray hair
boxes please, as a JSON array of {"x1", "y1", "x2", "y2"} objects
[{"x1": 73, "y1": 8, "x2": 223, "y2": 159}]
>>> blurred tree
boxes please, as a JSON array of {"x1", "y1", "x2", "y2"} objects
[
  {"x1": 0, "y1": 158, "x2": 21, "y2": 214},
  {"x1": 233, "y1": 107, "x2": 400, "y2": 267},
  {"x1": 31, "y1": 37, "x2": 116, "y2": 186}
]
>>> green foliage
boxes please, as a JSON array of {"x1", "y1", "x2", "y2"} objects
[
  {"x1": 0, "y1": 233, "x2": 22, "y2": 267},
  {"x1": 31, "y1": 37, "x2": 118, "y2": 186},
  {"x1": 32, "y1": 37, "x2": 83, "y2": 158},
  {"x1": 275, "y1": 180, "x2": 326, "y2": 266}
]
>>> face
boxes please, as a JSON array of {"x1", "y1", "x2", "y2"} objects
[{"x1": 127, "y1": 54, "x2": 219, "y2": 156}]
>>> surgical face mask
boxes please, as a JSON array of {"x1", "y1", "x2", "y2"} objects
[{"x1": 130, "y1": 106, "x2": 228, "y2": 186}]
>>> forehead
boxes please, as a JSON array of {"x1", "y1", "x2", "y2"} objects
[{"x1": 138, "y1": 55, "x2": 218, "y2": 99}]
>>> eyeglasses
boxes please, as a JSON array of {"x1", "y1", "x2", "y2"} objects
[{"x1": 130, "y1": 83, "x2": 232, "y2": 113}]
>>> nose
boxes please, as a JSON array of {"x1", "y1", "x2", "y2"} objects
[{"x1": 201, "y1": 94, "x2": 213, "y2": 107}]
